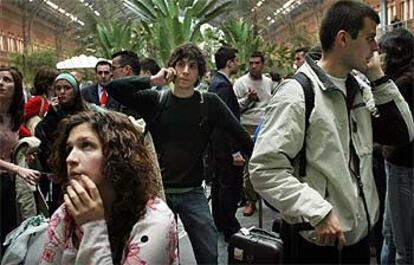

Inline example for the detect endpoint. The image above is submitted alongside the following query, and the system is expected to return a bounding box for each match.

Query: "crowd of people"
[0,1,413,264]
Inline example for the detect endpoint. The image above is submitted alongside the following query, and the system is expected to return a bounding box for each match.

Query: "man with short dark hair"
[234,51,273,216]
[81,60,119,110]
[249,1,414,264]
[107,43,253,264]
[109,50,141,118]
[111,50,141,79]
[140,57,161,77]
[208,46,244,241]
[140,57,164,91]
[294,47,309,69]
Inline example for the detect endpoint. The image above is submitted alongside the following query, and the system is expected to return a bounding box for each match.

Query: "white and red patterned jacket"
[40,197,178,265]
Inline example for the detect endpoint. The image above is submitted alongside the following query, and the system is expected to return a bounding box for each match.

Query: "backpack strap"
[292,72,314,178]
[197,91,209,134]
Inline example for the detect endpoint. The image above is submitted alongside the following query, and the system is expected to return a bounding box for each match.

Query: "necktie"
[100,87,108,107]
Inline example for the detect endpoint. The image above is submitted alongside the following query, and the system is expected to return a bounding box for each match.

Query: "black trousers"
[1,174,17,255]
[281,221,371,264]
[211,160,243,239]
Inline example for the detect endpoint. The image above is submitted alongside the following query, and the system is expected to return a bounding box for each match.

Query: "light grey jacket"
[249,56,414,245]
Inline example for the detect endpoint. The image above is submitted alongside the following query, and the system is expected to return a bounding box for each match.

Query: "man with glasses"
[111,50,141,79]
[109,50,142,118]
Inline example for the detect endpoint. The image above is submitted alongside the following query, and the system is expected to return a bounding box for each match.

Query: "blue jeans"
[381,161,414,265]
[166,187,218,264]
[381,188,396,265]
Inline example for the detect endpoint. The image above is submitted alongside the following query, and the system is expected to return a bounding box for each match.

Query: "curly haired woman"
[40,111,177,265]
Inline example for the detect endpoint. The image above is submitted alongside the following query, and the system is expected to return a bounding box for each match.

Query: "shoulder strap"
[198,91,208,132]
[292,72,314,178]
[144,90,170,136]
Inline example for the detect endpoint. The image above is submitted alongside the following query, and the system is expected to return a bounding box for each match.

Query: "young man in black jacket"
[107,43,253,264]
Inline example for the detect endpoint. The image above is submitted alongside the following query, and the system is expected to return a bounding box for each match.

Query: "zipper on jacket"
[345,97,372,239]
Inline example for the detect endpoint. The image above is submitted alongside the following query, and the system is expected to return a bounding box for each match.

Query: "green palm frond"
[124,0,230,64]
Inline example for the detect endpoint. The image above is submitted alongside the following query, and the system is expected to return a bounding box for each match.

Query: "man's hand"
[247,88,259,102]
[232,152,246,167]
[64,175,105,226]
[314,211,346,246]
[150,67,176,87]
[365,51,385,81]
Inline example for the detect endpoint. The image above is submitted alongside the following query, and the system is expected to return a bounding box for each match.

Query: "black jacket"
[208,72,243,162]
[81,83,141,119]
[81,83,121,111]
[382,64,413,167]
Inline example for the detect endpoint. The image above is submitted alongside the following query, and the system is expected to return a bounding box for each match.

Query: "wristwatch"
[371,75,390,87]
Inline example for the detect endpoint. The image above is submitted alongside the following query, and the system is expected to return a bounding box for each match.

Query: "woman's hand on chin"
[64,175,104,226]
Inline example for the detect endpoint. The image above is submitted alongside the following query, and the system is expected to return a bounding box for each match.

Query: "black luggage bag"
[228,227,283,264]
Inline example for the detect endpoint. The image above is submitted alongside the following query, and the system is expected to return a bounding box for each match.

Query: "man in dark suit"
[208,46,245,241]
[81,60,120,110]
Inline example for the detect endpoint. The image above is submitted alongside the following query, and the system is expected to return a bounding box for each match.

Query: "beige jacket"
[249,58,414,245]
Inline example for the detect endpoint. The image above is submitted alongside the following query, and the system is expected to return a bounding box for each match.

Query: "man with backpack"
[107,43,253,264]
[249,1,414,264]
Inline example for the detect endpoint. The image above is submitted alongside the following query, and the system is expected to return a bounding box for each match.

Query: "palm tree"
[124,0,231,65]
[220,18,265,74]
[95,20,145,58]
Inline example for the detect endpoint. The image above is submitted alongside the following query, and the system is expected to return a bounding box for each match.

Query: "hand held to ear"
[150,68,176,87]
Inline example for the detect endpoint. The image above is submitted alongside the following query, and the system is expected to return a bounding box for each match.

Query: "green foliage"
[124,0,231,65]
[10,50,57,86]
[95,20,145,58]
[267,44,295,77]
[285,22,318,49]
[199,25,223,70]
[219,18,266,74]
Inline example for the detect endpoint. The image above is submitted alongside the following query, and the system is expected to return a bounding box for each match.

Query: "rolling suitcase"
[228,227,283,264]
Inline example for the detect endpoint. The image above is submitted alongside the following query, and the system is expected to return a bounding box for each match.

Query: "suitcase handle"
[249,228,280,239]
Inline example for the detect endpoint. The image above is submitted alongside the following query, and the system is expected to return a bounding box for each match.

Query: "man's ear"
[336,30,349,49]
[225,59,234,70]
[124,65,133,75]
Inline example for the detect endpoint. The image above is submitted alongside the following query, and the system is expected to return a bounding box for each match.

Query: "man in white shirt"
[233,51,273,216]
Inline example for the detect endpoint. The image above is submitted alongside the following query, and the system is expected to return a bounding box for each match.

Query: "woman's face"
[0,71,15,101]
[66,122,105,186]
[55,80,75,106]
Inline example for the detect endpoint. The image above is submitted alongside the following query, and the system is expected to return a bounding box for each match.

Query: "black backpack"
[292,72,314,178]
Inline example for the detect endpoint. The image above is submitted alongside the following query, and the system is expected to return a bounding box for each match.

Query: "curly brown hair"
[49,110,158,263]
[167,43,206,86]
